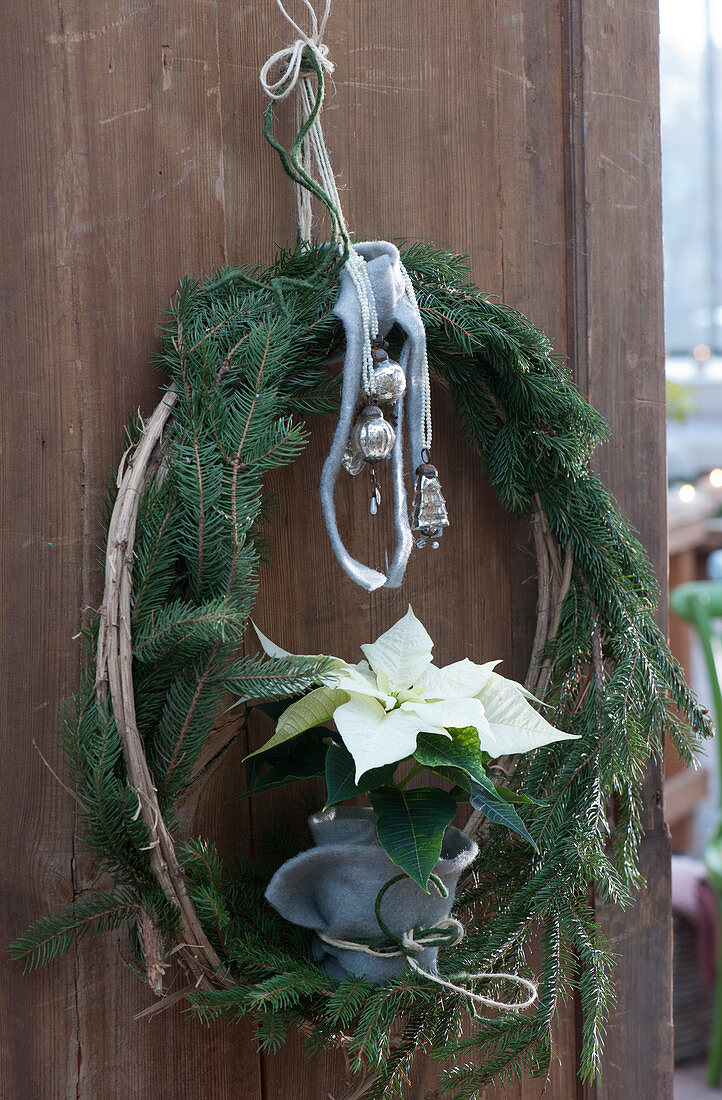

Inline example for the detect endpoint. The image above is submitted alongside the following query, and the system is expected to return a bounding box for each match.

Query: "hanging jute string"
[261,0,347,246]
[316,925,538,1011]
[259,0,336,243]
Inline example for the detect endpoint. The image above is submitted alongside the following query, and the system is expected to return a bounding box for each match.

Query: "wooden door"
[1,0,670,1096]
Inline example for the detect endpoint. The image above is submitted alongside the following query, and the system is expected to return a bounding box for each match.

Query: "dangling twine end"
[406,955,539,1012]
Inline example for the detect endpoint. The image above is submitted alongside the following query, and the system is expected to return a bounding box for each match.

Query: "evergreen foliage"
[11,240,711,1096]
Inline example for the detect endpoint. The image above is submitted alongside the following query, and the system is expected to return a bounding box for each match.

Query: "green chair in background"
[670,580,722,1085]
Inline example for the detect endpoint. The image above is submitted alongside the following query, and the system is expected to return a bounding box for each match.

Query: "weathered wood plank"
[2,0,262,1096]
[244,1,571,1092]
[1,0,89,1093]
[0,238,80,1099]
[562,0,672,1096]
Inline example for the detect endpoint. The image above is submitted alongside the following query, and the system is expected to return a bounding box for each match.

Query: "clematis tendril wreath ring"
[11,239,710,1098]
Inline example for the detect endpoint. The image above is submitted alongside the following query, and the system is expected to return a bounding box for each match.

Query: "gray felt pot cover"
[264,807,478,983]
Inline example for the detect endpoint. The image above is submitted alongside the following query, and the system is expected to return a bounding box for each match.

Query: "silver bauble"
[370,360,406,405]
[350,406,396,462]
[342,441,366,476]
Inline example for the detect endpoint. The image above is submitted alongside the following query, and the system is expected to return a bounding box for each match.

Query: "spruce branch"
[10,888,140,972]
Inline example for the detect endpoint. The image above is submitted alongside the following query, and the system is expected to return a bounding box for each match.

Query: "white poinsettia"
[252,607,577,781]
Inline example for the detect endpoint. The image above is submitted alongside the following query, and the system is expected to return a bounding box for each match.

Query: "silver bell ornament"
[350,405,396,463]
[369,348,406,406]
[411,462,449,549]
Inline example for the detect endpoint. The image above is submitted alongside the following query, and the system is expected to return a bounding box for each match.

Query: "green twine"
[263,48,350,262]
[370,872,456,955]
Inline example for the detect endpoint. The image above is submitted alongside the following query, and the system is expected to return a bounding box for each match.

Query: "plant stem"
[395,763,424,789]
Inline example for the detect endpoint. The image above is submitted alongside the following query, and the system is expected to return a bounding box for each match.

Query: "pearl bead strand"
[400,265,432,452]
[345,249,378,397]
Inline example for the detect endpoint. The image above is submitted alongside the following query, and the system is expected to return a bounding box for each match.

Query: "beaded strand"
[400,264,432,453]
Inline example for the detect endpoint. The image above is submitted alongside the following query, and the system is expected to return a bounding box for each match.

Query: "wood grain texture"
[1,0,669,1096]
[562,0,672,1097]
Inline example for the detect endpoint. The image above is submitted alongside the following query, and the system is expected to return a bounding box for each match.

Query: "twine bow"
[316,874,539,1013]
[316,922,538,1012]
[260,0,335,101]
[317,917,465,960]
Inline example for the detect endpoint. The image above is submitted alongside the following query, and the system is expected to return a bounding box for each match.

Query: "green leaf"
[324,742,397,807]
[468,775,537,850]
[245,732,329,796]
[425,763,473,792]
[493,785,545,807]
[245,685,347,758]
[414,726,488,785]
[250,697,304,722]
[369,786,457,890]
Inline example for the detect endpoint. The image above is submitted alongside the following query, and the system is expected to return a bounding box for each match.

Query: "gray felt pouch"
[264,807,478,983]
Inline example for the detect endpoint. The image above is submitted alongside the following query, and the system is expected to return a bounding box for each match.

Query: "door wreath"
[11,4,709,1097]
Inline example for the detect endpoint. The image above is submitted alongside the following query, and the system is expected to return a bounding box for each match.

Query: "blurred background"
[661,0,722,1093]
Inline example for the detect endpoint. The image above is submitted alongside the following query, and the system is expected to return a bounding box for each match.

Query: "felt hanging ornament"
[325,241,447,589]
[260,0,448,591]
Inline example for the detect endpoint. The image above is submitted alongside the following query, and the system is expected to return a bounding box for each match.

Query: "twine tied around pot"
[317,873,539,1012]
